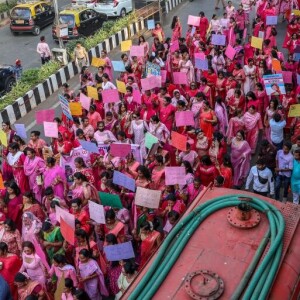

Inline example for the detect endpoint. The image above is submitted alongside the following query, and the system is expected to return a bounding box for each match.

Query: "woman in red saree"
[232,63,245,90]
[226,108,245,142]
[24,148,46,203]
[199,100,217,142]
[196,155,218,187]
[227,89,245,118]
[159,97,176,131]
[0,242,22,300]
[22,192,46,222]
[149,155,166,191]
[216,154,233,188]
[27,131,47,158]
[152,22,165,42]
[171,16,182,41]
[243,105,263,154]
[6,142,29,194]
[102,209,125,244]
[133,221,161,270]
[131,56,143,86]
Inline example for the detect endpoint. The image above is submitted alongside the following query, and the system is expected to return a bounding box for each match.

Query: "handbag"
[257,169,268,185]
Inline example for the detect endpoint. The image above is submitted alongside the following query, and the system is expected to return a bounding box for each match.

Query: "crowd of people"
[1,0,300,299]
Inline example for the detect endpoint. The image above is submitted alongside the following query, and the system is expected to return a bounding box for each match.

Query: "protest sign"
[110,143,131,157]
[80,140,99,154]
[211,34,226,46]
[112,61,126,72]
[195,58,208,70]
[165,167,186,185]
[147,19,155,29]
[79,93,91,111]
[102,89,120,103]
[121,40,132,51]
[225,45,236,60]
[87,86,99,100]
[135,187,161,208]
[130,45,145,57]
[145,132,159,149]
[14,124,27,139]
[173,72,188,85]
[175,111,194,127]
[59,95,73,121]
[132,89,142,104]
[170,40,179,52]
[281,71,292,84]
[251,36,263,49]
[56,206,75,229]
[36,109,55,124]
[116,80,127,94]
[288,104,300,117]
[88,201,105,224]
[91,57,105,67]
[0,130,7,147]
[141,76,161,90]
[60,218,75,246]
[263,74,286,95]
[69,102,82,115]
[104,242,135,261]
[266,15,278,25]
[43,122,58,138]
[187,15,200,26]
[171,131,187,151]
[145,62,161,77]
[113,171,136,192]
[99,192,123,208]
[272,59,282,72]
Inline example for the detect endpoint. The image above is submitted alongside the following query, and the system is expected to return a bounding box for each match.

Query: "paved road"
[0,0,151,69]
[11,0,287,143]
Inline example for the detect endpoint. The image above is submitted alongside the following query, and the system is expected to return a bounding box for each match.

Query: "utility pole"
[53,0,64,49]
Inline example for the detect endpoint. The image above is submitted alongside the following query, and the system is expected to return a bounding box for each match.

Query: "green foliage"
[0,0,17,14]
[1,61,61,111]
[2,12,137,111]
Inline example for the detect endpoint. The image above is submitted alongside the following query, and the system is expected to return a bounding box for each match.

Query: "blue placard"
[211,34,226,46]
[147,19,155,30]
[59,94,73,121]
[104,241,135,261]
[14,124,27,139]
[195,58,208,70]
[80,140,99,154]
[112,61,126,72]
[113,170,136,192]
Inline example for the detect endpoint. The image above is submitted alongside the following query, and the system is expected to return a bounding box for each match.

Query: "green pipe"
[128,195,285,300]
[230,229,270,300]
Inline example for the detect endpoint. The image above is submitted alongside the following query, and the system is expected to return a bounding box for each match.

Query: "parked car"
[52,7,107,41]
[10,1,55,36]
[73,0,133,17]
[0,66,16,96]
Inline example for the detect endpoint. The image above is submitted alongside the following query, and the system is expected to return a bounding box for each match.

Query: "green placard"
[145,132,158,149]
[99,192,123,208]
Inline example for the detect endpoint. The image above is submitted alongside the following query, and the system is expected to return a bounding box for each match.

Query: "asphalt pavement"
[0,0,151,69]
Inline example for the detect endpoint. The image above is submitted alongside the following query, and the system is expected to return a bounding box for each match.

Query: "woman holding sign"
[199,101,217,141]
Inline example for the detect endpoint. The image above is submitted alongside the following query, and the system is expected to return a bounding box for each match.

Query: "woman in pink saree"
[149,155,165,191]
[229,130,252,187]
[24,148,46,203]
[214,97,228,136]
[159,97,176,131]
[78,249,109,300]
[243,105,263,154]
[179,52,195,85]
[43,157,67,200]
[6,142,29,194]
[171,16,182,41]
[70,172,99,207]
[101,50,113,81]
[226,108,245,142]
[228,17,237,46]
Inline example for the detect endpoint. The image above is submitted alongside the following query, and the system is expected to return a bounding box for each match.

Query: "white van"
[73,0,133,17]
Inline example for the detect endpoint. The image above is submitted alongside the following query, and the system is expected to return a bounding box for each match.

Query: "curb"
[1,0,185,125]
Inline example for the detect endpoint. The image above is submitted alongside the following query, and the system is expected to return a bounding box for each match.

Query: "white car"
[72,0,133,17]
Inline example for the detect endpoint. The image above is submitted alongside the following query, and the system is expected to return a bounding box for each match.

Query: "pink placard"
[175,111,195,127]
[225,45,236,60]
[170,40,179,53]
[110,143,131,158]
[132,89,142,104]
[141,76,162,90]
[43,121,58,138]
[173,72,188,85]
[194,52,206,60]
[281,71,293,84]
[187,15,200,26]
[79,93,91,111]
[165,166,186,185]
[102,89,120,103]
[161,70,167,83]
[36,109,55,124]
[130,45,145,57]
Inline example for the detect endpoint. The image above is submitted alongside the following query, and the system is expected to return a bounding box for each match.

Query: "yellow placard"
[0,130,7,147]
[87,86,99,100]
[54,274,65,300]
[157,32,163,42]
[292,9,300,16]
[121,40,132,52]
[251,36,263,50]
[91,57,106,67]
[69,102,82,115]
[288,104,300,117]
[116,80,127,94]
